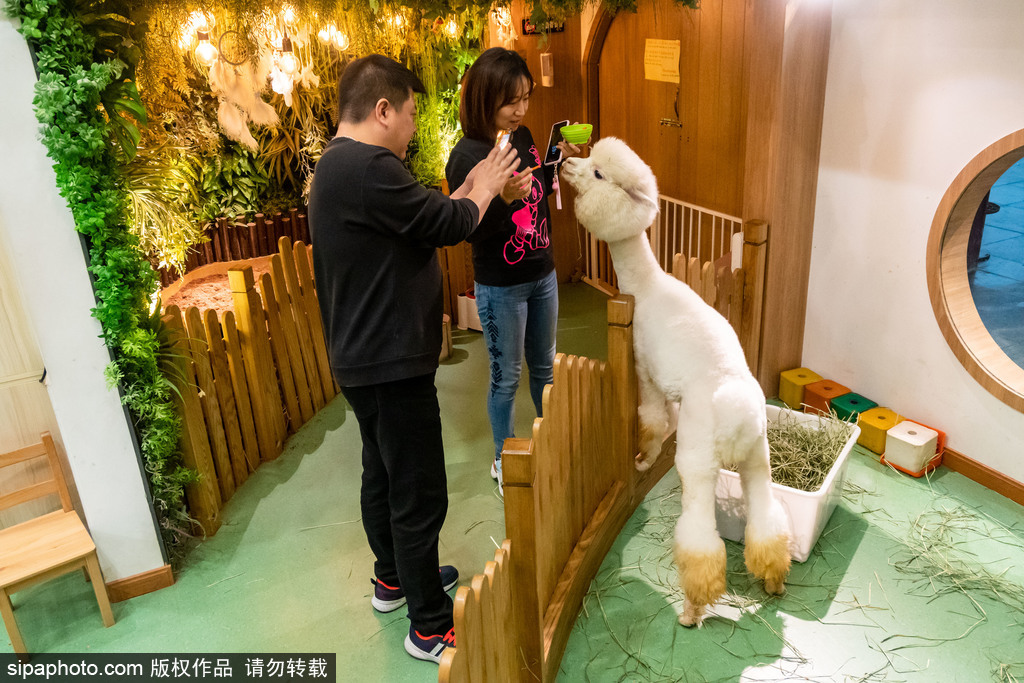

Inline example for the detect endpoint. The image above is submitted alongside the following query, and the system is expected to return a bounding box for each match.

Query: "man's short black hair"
[337,54,426,123]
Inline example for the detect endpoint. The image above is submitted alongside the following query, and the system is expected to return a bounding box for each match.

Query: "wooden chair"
[0,432,114,658]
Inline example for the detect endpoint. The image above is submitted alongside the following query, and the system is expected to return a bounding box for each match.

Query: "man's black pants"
[341,372,452,636]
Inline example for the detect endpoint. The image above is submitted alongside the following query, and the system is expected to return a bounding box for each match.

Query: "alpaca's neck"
[607,233,663,295]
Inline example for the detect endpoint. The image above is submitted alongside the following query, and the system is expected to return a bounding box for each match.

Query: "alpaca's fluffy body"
[562,138,791,626]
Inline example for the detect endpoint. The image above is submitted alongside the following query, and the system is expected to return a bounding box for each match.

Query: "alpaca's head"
[561,137,659,243]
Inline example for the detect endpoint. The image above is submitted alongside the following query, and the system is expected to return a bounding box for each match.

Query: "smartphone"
[544,120,570,166]
[495,128,512,149]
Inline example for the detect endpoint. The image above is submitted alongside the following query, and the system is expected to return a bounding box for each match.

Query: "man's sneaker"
[371,565,459,613]
[490,459,499,480]
[405,625,456,663]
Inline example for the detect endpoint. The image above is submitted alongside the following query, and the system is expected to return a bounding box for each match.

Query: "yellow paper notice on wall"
[644,39,681,84]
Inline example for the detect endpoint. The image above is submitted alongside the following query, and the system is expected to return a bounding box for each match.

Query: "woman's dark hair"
[459,47,534,143]
[337,54,425,123]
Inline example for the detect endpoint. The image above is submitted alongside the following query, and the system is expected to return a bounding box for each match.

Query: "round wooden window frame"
[927,129,1024,413]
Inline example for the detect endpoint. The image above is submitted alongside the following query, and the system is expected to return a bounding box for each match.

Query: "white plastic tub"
[714,404,860,563]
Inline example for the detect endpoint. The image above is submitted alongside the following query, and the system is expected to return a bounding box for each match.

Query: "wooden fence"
[157,209,311,288]
[163,236,336,535]
[440,226,770,682]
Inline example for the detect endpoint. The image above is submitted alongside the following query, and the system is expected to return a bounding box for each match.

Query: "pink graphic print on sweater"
[503,145,550,265]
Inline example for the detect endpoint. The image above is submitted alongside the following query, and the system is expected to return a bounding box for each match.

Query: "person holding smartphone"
[445,47,581,494]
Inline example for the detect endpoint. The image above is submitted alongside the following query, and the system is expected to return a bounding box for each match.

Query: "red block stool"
[802,380,850,416]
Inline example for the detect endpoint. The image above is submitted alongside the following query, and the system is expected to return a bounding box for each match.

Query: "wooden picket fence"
[440,224,770,682]
[157,209,311,288]
[163,236,336,535]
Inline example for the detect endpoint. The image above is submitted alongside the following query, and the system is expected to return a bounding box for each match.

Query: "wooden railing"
[584,195,743,294]
[440,225,770,682]
[163,236,337,535]
[157,209,311,288]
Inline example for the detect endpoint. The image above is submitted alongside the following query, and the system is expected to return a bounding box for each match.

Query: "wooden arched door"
[585,0,746,216]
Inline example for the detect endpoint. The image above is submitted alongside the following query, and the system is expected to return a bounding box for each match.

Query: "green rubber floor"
[3,283,1023,683]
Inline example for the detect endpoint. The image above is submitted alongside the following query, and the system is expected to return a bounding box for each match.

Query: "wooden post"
[740,220,769,377]
[293,241,337,401]
[501,437,543,682]
[607,295,637,502]
[162,307,221,535]
[278,236,326,410]
[228,265,286,461]
[203,309,250,487]
[259,270,307,431]
[256,213,270,257]
[222,311,261,474]
[184,306,235,502]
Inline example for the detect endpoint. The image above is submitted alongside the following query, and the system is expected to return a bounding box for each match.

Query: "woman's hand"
[500,168,534,204]
[557,121,586,160]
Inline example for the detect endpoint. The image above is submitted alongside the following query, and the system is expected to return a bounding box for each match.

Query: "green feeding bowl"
[561,124,593,145]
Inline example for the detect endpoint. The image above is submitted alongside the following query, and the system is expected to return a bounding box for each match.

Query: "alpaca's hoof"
[678,600,704,628]
[634,452,653,471]
[764,577,786,596]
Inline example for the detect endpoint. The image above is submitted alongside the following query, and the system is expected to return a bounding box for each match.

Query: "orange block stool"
[802,380,850,415]
[779,368,823,410]
[857,407,903,454]
[881,419,946,477]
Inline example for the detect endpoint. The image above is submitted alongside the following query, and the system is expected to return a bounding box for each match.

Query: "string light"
[194,31,219,67]
[278,34,299,75]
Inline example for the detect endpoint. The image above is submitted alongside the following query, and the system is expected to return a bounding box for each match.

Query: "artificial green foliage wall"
[5,0,195,555]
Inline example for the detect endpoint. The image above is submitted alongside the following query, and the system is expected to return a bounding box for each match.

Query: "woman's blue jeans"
[474,270,559,472]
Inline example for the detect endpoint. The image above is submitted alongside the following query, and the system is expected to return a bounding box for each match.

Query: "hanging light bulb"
[444,18,459,39]
[281,4,297,29]
[331,28,350,51]
[194,31,219,67]
[278,34,299,76]
[317,24,334,45]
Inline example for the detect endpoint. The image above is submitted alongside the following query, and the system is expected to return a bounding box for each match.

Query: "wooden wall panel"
[595,0,745,216]
[0,232,75,527]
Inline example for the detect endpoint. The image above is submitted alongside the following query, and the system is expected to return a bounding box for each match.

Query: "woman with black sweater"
[445,48,580,494]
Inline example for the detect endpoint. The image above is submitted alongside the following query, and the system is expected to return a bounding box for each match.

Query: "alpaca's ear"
[625,186,659,214]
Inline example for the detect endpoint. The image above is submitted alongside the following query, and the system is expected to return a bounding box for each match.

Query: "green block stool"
[779,367,822,410]
[857,407,903,454]
[803,379,850,415]
[832,393,877,421]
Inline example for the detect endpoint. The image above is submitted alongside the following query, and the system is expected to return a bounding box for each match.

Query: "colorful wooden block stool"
[802,379,850,415]
[779,367,823,410]
[857,407,902,454]
[831,392,877,422]
[882,421,939,476]
[881,419,945,477]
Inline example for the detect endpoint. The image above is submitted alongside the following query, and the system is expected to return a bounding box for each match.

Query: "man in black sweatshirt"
[308,54,518,664]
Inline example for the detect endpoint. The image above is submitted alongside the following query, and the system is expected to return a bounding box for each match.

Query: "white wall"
[0,20,165,580]
[807,0,1024,482]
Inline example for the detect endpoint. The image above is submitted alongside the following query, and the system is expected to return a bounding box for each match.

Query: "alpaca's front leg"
[673,416,727,627]
[636,361,669,471]
[737,438,791,594]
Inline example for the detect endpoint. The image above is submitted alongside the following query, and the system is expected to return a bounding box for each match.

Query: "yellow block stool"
[803,379,850,415]
[857,407,903,454]
[779,368,823,410]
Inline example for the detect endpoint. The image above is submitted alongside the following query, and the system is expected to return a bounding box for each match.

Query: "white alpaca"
[561,138,791,626]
